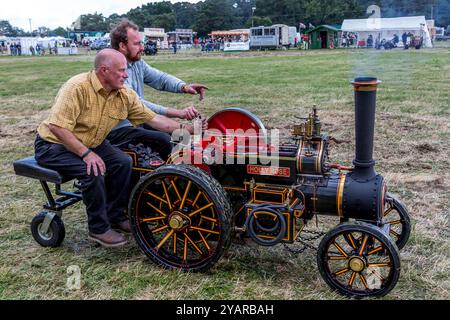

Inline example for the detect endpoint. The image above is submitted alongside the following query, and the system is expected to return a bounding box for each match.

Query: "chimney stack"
[351,77,381,180]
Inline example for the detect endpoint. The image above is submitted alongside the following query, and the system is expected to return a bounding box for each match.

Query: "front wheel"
[128,165,233,272]
[383,192,411,250]
[317,222,400,298]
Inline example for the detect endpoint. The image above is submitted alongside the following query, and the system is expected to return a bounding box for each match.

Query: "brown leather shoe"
[111,220,131,234]
[88,229,127,248]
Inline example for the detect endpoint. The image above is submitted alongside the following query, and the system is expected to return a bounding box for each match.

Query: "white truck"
[250,24,295,49]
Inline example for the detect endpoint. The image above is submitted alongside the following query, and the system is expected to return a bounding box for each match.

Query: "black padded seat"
[13,157,72,184]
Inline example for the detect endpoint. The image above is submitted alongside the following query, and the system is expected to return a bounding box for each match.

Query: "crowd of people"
[340,31,421,49]
[340,32,360,48]
[142,36,250,54]
[200,38,224,52]
[0,40,77,56]
[0,41,23,55]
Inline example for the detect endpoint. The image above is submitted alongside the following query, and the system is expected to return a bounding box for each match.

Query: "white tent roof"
[342,16,432,48]
[38,36,65,41]
[342,16,428,32]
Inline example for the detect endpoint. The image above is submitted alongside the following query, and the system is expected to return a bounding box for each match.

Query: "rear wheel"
[317,222,400,298]
[128,165,233,272]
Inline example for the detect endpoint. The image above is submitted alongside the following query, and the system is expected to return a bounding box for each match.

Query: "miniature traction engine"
[14,77,411,298]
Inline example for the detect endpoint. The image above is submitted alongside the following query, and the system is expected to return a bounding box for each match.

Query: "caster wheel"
[317,222,400,298]
[31,212,65,247]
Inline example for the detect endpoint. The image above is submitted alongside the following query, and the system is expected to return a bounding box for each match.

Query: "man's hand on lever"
[181,105,199,120]
[200,116,208,131]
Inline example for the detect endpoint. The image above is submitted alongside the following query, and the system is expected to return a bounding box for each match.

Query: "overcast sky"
[1,0,201,31]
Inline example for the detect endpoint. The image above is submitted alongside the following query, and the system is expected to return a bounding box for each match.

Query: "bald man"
[35,49,190,248]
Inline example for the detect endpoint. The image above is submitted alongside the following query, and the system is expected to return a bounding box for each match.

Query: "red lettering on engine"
[246,165,290,177]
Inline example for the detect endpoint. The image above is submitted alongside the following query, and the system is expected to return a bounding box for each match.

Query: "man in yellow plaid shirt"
[35,49,193,247]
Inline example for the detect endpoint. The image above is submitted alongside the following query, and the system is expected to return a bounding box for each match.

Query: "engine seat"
[13,157,73,184]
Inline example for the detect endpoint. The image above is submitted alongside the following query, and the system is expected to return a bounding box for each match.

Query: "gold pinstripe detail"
[336,174,346,217]
[297,139,304,172]
[315,141,323,172]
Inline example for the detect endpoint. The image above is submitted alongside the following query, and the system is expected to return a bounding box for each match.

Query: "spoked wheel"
[128,165,234,272]
[383,192,411,250]
[317,222,400,298]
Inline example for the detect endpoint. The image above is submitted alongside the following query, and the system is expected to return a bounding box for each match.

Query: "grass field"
[0,44,449,300]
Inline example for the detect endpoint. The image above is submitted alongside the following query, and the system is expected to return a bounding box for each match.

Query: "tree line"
[1,0,449,37]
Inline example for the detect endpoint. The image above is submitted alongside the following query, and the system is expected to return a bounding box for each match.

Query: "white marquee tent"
[342,16,433,48]
[36,36,68,48]
[4,36,77,55]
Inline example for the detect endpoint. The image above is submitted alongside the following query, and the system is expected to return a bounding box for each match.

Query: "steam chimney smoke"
[351,77,381,180]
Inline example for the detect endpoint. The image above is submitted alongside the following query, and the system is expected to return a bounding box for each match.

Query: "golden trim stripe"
[297,139,304,172]
[224,186,247,192]
[336,174,346,217]
[354,86,378,92]
[125,152,138,165]
[230,154,297,161]
[132,167,154,172]
[289,198,300,209]
[315,141,323,172]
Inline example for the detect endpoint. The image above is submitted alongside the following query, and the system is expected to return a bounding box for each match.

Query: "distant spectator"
[172,41,177,54]
[367,35,373,48]
[341,34,348,48]
[12,43,18,56]
[393,34,399,45]
[29,45,35,55]
[11,43,17,56]
[354,33,358,47]
[402,32,408,47]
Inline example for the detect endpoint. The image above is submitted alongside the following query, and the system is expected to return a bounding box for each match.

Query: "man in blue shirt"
[107,19,208,160]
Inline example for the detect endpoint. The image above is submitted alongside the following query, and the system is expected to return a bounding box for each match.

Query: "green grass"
[0,45,449,300]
